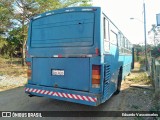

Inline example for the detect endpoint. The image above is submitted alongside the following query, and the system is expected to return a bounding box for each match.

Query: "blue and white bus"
[25,7,133,106]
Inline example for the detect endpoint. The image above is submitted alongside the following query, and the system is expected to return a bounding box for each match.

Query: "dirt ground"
[0,57,27,77]
[119,62,154,111]
[0,57,27,92]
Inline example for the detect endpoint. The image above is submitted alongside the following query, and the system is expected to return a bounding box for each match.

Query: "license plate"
[52,70,64,76]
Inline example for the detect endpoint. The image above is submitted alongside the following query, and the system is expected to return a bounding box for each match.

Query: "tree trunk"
[22,40,26,66]
[21,14,25,66]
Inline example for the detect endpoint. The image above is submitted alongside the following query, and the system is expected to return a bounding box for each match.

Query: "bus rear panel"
[25,7,133,106]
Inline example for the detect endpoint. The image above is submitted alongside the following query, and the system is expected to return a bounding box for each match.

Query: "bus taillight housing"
[92,65,101,88]
[26,62,32,80]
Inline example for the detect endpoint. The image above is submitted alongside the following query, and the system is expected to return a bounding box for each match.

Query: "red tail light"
[92,65,101,88]
[26,62,31,66]
[27,69,32,78]
[95,48,99,55]
[58,54,62,58]
[26,62,32,79]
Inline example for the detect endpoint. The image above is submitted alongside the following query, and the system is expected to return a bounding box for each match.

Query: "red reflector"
[27,69,32,76]
[95,48,99,55]
[58,55,62,58]
[26,62,31,66]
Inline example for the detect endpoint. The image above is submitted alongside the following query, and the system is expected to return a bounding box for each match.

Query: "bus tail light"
[26,62,31,66]
[95,48,100,56]
[26,62,32,80]
[92,65,101,88]
[27,69,32,79]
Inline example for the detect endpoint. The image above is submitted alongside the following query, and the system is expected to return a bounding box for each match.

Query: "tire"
[114,68,122,95]
[114,83,121,95]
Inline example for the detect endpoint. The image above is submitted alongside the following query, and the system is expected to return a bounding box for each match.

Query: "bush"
[137,56,145,64]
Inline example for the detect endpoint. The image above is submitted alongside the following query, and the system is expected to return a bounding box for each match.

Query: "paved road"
[0,86,123,111]
[0,86,128,120]
[0,63,154,120]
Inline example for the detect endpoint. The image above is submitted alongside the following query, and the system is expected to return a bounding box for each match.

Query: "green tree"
[0,37,8,55]
[133,44,143,61]
[13,0,41,66]
[35,0,92,13]
[148,24,160,46]
[1,0,92,66]
[151,44,160,58]
[0,28,23,58]
[7,27,24,56]
[13,0,92,66]
[79,0,92,6]
[0,0,14,35]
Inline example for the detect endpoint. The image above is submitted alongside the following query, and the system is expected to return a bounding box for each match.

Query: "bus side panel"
[119,55,132,80]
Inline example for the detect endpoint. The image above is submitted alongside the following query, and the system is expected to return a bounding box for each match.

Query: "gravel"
[0,75,27,91]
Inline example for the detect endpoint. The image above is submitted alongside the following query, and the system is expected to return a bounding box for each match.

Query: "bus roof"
[31,7,100,21]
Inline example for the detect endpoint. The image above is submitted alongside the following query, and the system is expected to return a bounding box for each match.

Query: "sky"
[92,0,160,45]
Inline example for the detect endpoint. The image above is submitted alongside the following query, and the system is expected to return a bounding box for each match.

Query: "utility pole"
[143,2,148,71]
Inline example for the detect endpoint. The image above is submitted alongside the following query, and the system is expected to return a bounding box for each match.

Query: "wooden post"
[151,58,155,87]
[155,64,160,92]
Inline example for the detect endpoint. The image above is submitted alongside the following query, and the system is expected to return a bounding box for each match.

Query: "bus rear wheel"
[114,68,122,95]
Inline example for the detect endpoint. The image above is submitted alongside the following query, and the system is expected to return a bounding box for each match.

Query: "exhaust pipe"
[28,94,35,97]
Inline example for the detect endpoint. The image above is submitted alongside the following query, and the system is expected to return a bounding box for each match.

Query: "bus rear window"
[31,12,95,47]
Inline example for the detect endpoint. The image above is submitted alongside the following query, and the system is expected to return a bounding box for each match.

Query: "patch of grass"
[0,57,27,77]
[129,72,151,85]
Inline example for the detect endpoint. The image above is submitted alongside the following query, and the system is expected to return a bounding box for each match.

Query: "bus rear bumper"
[25,84,101,106]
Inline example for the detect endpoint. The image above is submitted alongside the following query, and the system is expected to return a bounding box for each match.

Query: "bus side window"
[125,39,127,53]
[103,17,106,39]
[126,39,129,53]
[104,17,110,52]
[110,30,118,45]
[126,40,128,49]
[129,42,131,50]
[128,42,131,54]
[118,32,123,53]
[122,37,125,53]
[117,32,121,47]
